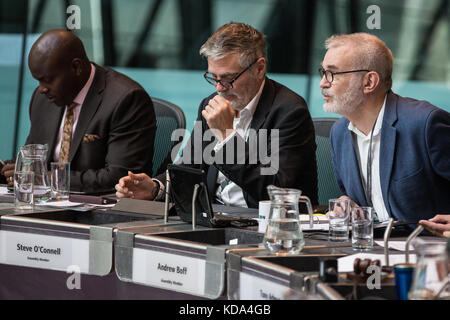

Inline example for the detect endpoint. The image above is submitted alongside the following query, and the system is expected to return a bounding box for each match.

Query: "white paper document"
[0,187,13,195]
[300,215,329,231]
[35,201,116,209]
[301,224,329,231]
[338,253,416,273]
[35,200,83,207]
[375,241,408,251]
[300,214,328,222]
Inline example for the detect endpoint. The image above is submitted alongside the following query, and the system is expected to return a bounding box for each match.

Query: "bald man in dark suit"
[1,30,156,193]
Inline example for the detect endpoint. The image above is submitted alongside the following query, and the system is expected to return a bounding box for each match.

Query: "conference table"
[0,189,441,300]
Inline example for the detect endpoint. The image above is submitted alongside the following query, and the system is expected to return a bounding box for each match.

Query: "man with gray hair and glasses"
[319,32,450,225]
[115,22,318,208]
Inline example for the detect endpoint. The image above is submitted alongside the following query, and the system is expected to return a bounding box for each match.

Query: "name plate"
[239,272,290,300]
[132,248,206,296]
[0,230,89,272]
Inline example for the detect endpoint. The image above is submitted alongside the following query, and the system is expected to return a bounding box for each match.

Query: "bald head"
[29,30,89,67]
[28,30,91,107]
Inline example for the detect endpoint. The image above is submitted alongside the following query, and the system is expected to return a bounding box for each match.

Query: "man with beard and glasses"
[320,33,450,225]
[115,22,318,208]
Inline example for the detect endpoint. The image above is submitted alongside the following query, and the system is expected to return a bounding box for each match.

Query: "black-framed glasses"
[204,58,259,89]
[318,67,370,83]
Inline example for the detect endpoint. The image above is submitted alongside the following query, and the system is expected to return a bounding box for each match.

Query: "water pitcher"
[409,239,449,300]
[15,144,51,203]
[263,185,309,254]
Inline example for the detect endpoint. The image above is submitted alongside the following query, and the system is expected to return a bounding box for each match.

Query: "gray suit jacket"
[26,64,156,192]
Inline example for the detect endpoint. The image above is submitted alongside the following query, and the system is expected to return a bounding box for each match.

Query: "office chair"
[151,97,186,177]
[312,117,342,206]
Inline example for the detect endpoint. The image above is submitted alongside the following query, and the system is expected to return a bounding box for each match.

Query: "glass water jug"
[409,239,449,300]
[15,144,51,203]
[263,185,310,255]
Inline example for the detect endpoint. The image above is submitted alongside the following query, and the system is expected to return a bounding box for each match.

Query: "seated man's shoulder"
[392,93,449,136]
[396,93,446,119]
[100,65,149,96]
[269,79,307,106]
[270,79,308,110]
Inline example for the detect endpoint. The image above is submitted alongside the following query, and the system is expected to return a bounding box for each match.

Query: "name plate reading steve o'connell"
[0,230,89,272]
[239,272,290,300]
[132,248,206,296]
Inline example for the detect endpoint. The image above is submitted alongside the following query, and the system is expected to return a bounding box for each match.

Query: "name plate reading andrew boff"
[239,272,290,300]
[0,230,89,272]
[132,248,206,296]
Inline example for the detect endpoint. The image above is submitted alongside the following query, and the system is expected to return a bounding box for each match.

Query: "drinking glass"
[328,198,351,241]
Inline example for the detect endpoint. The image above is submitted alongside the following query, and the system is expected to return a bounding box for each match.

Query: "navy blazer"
[330,91,450,222]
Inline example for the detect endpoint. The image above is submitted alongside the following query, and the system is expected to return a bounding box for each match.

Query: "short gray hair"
[325,33,393,90]
[200,22,267,68]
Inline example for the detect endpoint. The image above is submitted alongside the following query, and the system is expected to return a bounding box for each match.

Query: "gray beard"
[323,80,364,115]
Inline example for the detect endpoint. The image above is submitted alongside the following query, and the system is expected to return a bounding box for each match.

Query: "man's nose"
[319,75,330,89]
[38,84,49,94]
[215,81,229,93]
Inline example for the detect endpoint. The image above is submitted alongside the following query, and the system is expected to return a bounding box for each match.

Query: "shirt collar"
[348,94,387,138]
[72,63,96,107]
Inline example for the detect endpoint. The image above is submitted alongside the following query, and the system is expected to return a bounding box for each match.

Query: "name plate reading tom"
[0,230,89,272]
[132,248,206,296]
[239,272,290,300]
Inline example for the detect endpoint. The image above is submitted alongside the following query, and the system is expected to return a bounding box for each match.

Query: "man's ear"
[255,57,266,79]
[362,71,380,94]
[71,58,82,76]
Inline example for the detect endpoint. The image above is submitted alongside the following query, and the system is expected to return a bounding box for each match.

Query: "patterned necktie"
[59,102,77,163]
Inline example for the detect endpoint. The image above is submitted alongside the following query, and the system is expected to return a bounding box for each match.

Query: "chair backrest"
[151,97,186,176]
[312,117,342,205]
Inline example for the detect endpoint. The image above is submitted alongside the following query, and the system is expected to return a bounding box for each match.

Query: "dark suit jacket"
[330,91,450,222]
[26,64,156,192]
[159,78,318,208]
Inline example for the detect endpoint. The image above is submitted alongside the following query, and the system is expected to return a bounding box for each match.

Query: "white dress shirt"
[213,80,266,207]
[348,95,390,221]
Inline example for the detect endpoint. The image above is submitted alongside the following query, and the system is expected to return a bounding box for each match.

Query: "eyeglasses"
[318,67,370,84]
[204,58,259,89]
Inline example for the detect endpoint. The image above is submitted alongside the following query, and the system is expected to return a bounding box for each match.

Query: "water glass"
[328,198,351,241]
[51,162,70,200]
[14,171,34,210]
[351,206,374,251]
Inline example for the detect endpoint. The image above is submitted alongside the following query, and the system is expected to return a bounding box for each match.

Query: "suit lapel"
[379,91,398,214]
[343,127,368,205]
[236,78,273,207]
[68,65,105,161]
[46,104,65,165]
[250,78,274,131]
